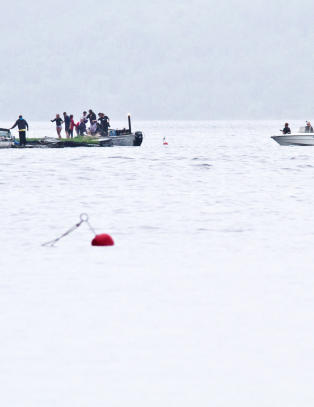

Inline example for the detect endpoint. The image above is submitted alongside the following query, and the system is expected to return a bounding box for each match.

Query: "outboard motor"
[134,131,143,146]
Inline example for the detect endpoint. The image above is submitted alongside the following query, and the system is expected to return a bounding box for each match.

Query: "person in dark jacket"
[281,123,291,134]
[79,119,87,136]
[87,109,97,124]
[51,114,63,138]
[63,112,70,138]
[98,112,110,136]
[10,115,29,146]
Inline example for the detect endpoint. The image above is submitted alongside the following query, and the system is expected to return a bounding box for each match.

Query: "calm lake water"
[1,120,314,406]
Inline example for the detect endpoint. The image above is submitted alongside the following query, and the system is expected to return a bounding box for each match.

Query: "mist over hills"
[1,0,313,121]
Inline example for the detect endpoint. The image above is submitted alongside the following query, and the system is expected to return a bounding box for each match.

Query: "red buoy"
[91,234,114,246]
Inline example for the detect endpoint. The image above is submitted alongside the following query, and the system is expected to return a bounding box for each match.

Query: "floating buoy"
[42,213,115,247]
[91,233,115,246]
[163,137,168,145]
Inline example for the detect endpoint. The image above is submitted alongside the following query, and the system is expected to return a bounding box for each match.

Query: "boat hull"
[110,132,143,146]
[272,134,314,146]
[0,141,13,148]
[5,132,144,148]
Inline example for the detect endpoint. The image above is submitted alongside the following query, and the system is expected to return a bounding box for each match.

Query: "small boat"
[1,115,143,148]
[272,127,314,146]
[0,128,14,148]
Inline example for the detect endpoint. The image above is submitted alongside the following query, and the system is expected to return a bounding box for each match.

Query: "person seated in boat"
[305,121,314,133]
[281,123,291,134]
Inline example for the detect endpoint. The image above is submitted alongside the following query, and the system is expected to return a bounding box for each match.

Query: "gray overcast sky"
[1,0,313,120]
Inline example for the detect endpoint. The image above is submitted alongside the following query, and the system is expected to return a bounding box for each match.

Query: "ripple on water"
[297,164,314,168]
[108,156,135,160]
[193,163,212,169]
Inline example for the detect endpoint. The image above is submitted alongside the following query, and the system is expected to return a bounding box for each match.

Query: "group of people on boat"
[51,110,110,139]
[281,121,314,134]
[7,110,110,146]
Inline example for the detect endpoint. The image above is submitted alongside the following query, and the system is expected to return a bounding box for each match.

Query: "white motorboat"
[272,127,314,146]
[0,128,14,148]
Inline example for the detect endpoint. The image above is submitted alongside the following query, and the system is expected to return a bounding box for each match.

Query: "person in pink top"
[75,121,80,137]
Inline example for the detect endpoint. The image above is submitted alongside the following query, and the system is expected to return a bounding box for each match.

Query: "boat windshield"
[0,129,10,139]
[299,126,314,133]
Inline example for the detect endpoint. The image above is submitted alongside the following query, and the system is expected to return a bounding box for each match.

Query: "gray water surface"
[1,121,313,406]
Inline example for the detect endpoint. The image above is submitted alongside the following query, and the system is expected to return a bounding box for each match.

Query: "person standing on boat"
[281,123,291,134]
[305,121,313,133]
[90,121,97,135]
[69,115,75,138]
[98,112,110,136]
[63,112,70,138]
[78,118,87,136]
[51,114,63,139]
[87,109,97,124]
[87,109,97,135]
[10,115,29,147]
[81,111,88,124]
[74,121,80,137]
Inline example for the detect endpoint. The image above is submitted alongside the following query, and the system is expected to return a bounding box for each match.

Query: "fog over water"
[1,0,314,121]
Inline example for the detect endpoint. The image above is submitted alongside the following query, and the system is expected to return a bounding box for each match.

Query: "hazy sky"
[1,0,313,120]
